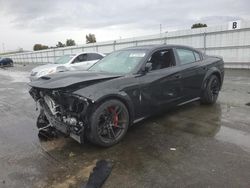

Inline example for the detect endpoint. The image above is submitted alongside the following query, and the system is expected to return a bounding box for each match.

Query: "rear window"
[87,53,104,61]
[176,48,196,65]
[194,52,201,61]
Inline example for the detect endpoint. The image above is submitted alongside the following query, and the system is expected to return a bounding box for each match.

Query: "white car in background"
[30,52,105,81]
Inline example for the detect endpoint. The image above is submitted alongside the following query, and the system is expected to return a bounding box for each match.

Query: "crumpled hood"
[28,71,122,89]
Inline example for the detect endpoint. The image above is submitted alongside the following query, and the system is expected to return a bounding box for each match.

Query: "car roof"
[75,52,105,56]
[123,44,199,52]
[60,52,105,58]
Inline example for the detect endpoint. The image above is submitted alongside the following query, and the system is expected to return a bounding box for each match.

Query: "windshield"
[54,54,75,64]
[89,50,146,74]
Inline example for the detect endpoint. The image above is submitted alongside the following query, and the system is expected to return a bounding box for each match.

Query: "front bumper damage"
[30,88,91,144]
[42,101,85,143]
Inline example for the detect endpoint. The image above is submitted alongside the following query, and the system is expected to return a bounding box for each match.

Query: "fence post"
[203,32,206,54]
[18,54,21,64]
[53,48,56,62]
[22,54,24,64]
[35,53,38,64]
[30,53,32,64]
[113,40,116,51]
[29,53,31,64]
[47,51,49,63]
[23,54,26,64]
[164,37,167,44]
[40,52,42,64]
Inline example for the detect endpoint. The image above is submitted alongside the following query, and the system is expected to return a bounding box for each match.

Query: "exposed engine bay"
[29,87,92,143]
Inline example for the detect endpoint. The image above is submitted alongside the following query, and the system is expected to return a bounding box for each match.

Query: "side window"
[74,54,87,63]
[149,49,176,71]
[87,53,103,61]
[194,51,201,61]
[176,48,196,65]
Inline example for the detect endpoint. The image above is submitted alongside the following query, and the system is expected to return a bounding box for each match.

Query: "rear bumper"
[41,101,85,143]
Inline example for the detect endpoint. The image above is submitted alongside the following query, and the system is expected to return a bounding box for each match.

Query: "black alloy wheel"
[210,77,220,101]
[88,99,129,147]
[201,75,221,104]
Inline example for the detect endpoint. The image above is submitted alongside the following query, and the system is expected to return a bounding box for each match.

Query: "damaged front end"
[29,87,92,143]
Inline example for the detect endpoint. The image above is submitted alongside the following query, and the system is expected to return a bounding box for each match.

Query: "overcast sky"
[0,0,249,51]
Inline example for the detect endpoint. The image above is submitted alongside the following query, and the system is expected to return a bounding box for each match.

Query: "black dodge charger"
[29,45,224,147]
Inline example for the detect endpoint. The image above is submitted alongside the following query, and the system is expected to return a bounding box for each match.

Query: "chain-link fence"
[2,21,250,69]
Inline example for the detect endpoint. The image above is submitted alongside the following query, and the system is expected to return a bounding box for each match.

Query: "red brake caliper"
[108,107,119,127]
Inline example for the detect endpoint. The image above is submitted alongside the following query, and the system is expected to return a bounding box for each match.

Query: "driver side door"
[136,49,183,117]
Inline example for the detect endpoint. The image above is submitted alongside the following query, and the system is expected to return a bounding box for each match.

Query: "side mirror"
[143,62,152,73]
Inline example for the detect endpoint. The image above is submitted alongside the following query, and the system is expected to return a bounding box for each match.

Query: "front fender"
[96,92,135,125]
[74,88,135,125]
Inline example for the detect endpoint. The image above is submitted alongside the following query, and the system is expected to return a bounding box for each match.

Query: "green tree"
[66,39,76,46]
[56,41,66,48]
[191,23,207,29]
[86,33,96,44]
[33,44,49,51]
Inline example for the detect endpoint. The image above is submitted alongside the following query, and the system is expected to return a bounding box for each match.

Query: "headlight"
[37,71,47,77]
[30,71,37,76]
[38,69,56,77]
[48,69,56,74]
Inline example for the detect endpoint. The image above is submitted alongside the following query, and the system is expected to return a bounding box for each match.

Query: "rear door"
[175,48,207,100]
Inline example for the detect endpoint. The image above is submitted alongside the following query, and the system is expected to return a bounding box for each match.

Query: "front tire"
[37,111,57,140]
[88,99,129,147]
[201,75,221,104]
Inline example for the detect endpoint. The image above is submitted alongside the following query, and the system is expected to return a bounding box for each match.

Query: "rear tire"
[87,99,129,147]
[201,75,220,104]
[10,60,14,67]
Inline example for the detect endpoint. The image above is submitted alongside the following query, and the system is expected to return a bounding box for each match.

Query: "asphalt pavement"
[0,64,250,188]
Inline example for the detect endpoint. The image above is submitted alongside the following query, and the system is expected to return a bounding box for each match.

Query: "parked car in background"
[29,44,224,147]
[0,57,13,67]
[30,52,105,81]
